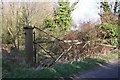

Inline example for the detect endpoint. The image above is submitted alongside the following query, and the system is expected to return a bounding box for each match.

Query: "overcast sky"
[0,0,120,2]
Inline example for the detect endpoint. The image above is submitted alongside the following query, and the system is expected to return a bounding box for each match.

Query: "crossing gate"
[24,25,91,68]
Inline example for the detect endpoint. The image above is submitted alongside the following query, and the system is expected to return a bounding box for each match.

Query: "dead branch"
[98,43,117,48]
[49,45,73,66]
[34,40,82,44]
[38,44,56,60]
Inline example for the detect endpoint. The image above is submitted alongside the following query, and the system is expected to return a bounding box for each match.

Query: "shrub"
[100,23,118,46]
[43,1,74,31]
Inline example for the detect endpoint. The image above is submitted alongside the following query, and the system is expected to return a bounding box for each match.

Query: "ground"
[71,57,119,79]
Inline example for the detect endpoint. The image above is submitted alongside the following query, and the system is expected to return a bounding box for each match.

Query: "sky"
[54,0,120,31]
[0,0,120,2]
[69,0,102,31]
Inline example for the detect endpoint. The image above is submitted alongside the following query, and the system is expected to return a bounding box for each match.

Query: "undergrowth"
[3,50,118,78]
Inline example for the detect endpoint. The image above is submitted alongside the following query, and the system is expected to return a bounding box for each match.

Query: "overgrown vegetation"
[100,23,118,46]
[1,1,120,78]
[3,51,118,78]
[43,1,75,31]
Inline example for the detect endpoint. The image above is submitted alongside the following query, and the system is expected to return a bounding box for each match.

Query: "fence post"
[24,26,34,65]
[118,9,120,49]
[33,31,36,64]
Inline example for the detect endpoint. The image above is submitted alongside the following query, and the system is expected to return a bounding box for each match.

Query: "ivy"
[54,1,72,30]
[43,1,75,31]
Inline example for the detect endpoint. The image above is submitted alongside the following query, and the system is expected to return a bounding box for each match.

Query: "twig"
[98,43,117,48]
[38,44,56,60]
[49,46,72,66]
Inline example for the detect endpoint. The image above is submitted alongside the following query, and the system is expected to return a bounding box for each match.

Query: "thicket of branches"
[1,2,54,51]
[1,1,120,72]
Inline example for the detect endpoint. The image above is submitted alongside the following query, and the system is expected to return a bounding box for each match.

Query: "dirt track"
[71,58,119,79]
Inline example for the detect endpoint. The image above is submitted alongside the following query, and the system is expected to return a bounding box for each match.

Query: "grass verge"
[2,51,119,78]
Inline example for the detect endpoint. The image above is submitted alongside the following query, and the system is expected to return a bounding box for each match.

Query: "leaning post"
[24,25,34,66]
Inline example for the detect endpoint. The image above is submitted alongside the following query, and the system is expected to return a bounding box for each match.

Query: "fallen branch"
[34,40,83,44]
[98,43,117,48]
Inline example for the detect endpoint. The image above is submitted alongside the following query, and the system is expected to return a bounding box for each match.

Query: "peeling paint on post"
[24,26,34,65]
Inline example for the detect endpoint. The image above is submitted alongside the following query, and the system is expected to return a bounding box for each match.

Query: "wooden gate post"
[118,9,120,49]
[24,26,34,65]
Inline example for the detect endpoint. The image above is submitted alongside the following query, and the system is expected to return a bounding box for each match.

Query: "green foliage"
[2,57,30,76]
[3,58,105,78]
[101,2,110,12]
[54,1,72,30]
[100,23,118,46]
[43,1,74,31]
[3,58,19,75]
[43,16,56,31]
[3,51,118,78]
[2,58,13,72]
